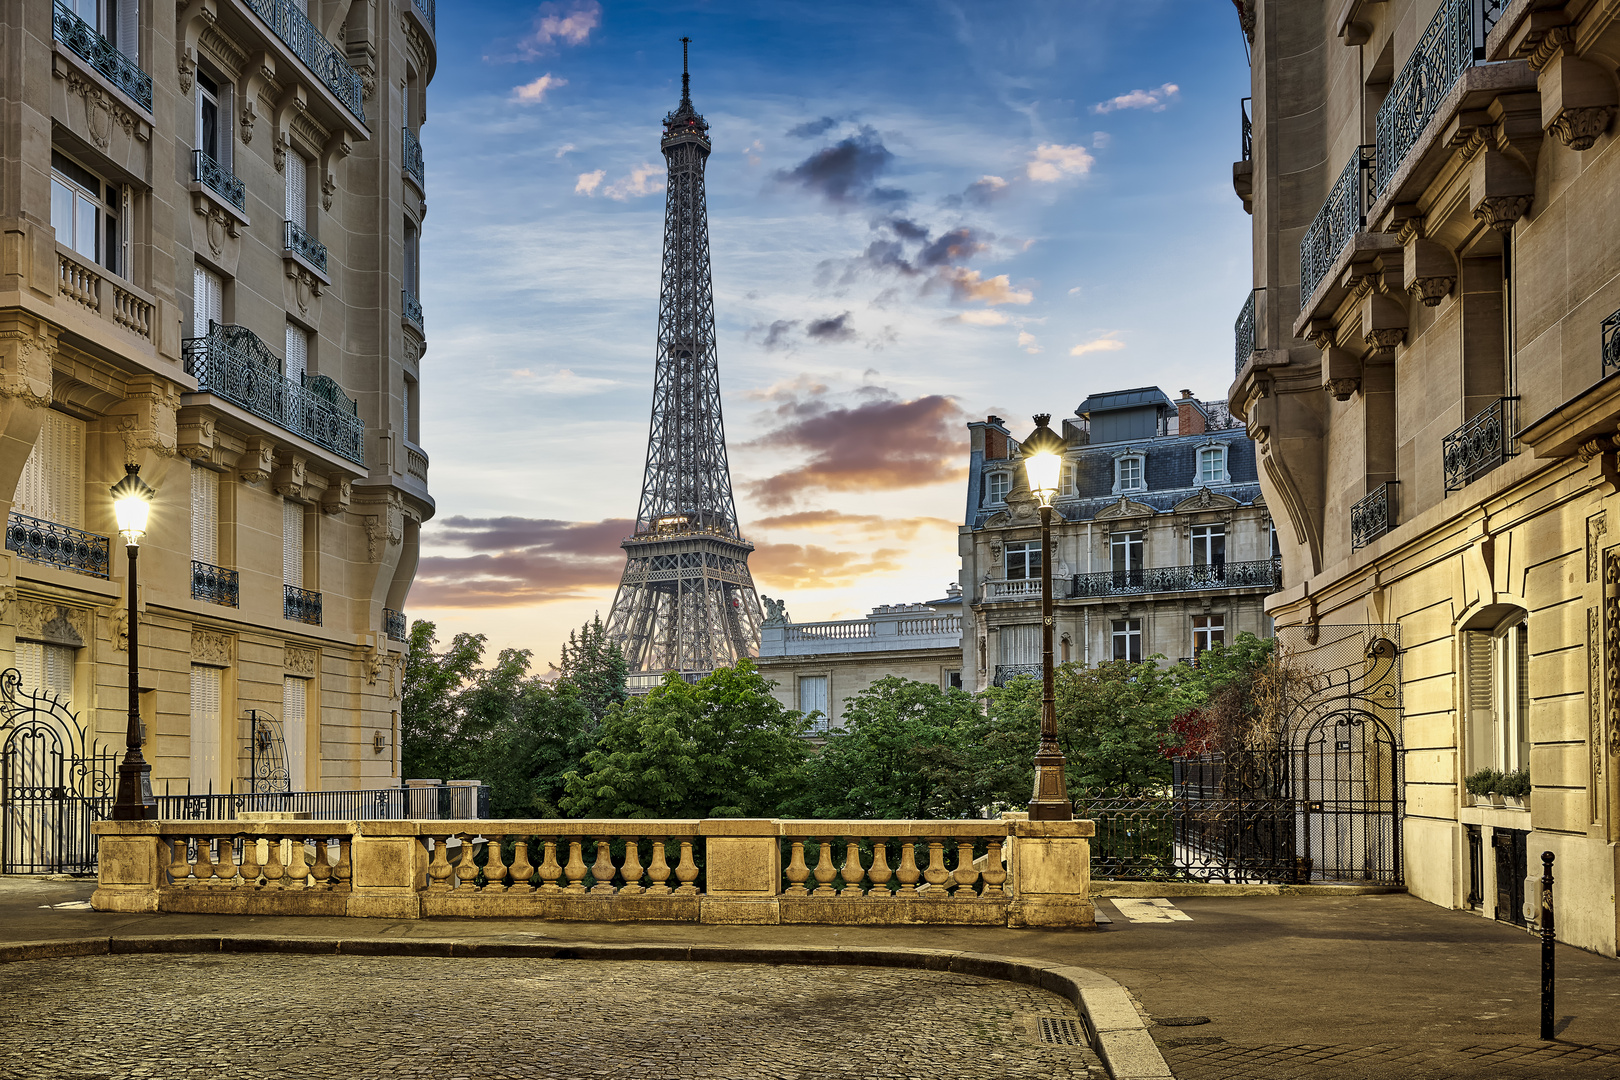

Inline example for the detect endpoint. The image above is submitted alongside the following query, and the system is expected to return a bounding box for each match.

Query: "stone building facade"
[1232,0,1620,953]
[0,0,434,807]
[959,388,1279,694]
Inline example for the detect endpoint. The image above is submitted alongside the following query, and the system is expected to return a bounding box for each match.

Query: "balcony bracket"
[1539,51,1617,150]
[238,51,276,145]
[1361,290,1408,358]
[176,0,219,96]
[1322,346,1364,402]
[272,82,311,173]
[1404,236,1456,307]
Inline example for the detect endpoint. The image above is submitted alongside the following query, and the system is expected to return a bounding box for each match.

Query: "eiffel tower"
[605,40,763,687]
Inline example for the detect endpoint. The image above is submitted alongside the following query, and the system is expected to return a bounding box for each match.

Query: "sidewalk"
[5,877,1619,1079]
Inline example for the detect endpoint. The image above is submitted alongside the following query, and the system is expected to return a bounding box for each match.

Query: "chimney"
[1177,390,1207,437]
[984,416,1007,459]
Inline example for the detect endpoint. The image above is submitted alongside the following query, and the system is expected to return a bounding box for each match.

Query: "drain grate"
[1037,1017,1085,1046]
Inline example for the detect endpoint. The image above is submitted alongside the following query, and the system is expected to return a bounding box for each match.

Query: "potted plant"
[1464,768,1498,808]
[1498,767,1530,810]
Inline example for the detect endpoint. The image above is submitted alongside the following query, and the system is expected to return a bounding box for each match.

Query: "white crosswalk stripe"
[1110,897,1193,922]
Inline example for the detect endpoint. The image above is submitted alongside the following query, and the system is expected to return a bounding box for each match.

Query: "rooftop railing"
[1070,559,1282,599]
[403,126,425,189]
[183,322,365,465]
[192,150,245,212]
[5,512,110,578]
[1350,482,1398,551]
[1300,145,1374,304]
[52,0,151,111]
[242,0,366,123]
[1235,287,1261,374]
[1442,397,1517,493]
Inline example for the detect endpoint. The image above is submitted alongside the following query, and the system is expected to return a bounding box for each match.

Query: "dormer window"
[1060,461,1077,497]
[1113,454,1145,494]
[1196,445,1229,486]
[987,472,1010,504]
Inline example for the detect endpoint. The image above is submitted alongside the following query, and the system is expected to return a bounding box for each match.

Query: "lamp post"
[1021,414,1072,821]
[110,463,157,821]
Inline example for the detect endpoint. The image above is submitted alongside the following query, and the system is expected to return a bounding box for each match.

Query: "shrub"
[1497,767,1531,798]
[1464,768,1499,797]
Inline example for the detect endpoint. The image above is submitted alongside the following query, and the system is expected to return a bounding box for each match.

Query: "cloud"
[512,74,567,104]
[787,116,840,139]
[1018,330,1041,354]
[1092,82,1180,114]
[952,310,1009,326]
[574,169,604,195]
[744,386,967,507]
[1091,131,1112,149]
[413,516,631,607]
[556,143,576,157]
[751,543,907,589]
[1025,143,1094,182]
[746,375,830,401]
[757,319,799,352]
[1067,285,1083,296]
[508,367,617,395]
[753,509,955,540]
[805,312,856,343]
[945,269,1032,306]
[962,175,1009,204]
[1070,333,1126,356]
[603,163,665,200]
[744,139,764,166]
[519,0,601,55]
[774,125,906,207]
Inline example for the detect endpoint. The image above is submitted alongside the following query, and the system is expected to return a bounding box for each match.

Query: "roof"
[1075,387,1174,416]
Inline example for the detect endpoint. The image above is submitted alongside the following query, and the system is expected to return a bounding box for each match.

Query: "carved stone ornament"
[322,172,337,212]
[191,628,233,666]
[1550,106,1614,152]
[1588,606,1604,812]
[0,585,14,622]
[197,204,239,258]
[240,101,256,144]
[18,601,86,647]
[178,416,217,464]
[1589,511,1609,582]
[1364,327,1405,355]
[366,645,385,685]
[0,327,57,407]
[321,476,351,515]
[178,51,196,95]
[288,265,322,314]
[62,72,136,150]
[1408,276,1454,307]
[285,645,318,677]
[272,454,307,500]
[1605,549,1620,759]
[109,605,127,652]
[1326,378,1360,401]
[239,438,275,484]
[1472,195,1533,233]
[989,540,1003,564]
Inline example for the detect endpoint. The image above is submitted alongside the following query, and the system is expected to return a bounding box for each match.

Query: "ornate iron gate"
[0,669,116,874]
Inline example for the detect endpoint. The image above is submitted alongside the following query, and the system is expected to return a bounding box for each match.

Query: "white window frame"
[1192,614,1225,657]
[1110,530,1144,579]
[17,641,75,709]
[1111,619,1142,663]
[986,472,1010,504]
[14,410,86,529]
[194,68,231,170]
[192,264,223,337]
[286,151,310,230]
[283,675,309,791]
[283,498,305,589]
[1191,523,1227,568]
[285,321,309,380]
[1195,444,1230,486]
[1464,618,1531,775]
[190,463,219,565]
[1113,453,1145,494]
[51,151,121,275]
[1005,540,1041,581]
[1060,460,1077,497]
[797,674,829,733]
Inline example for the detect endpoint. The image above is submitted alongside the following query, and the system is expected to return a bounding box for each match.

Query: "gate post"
[89,820,163,912]
[1006,818,1097,928]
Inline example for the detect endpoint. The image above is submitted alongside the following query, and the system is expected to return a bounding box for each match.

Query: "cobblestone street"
[0,955,1101,1079]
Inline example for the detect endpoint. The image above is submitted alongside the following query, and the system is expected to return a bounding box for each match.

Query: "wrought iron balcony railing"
[1443,397,1517,493]
[384,608,407,642]
[6,512,110,578]
[284,584,323,625]
[1235,288,1261,374]
[241,0,366,123]
[192,560,241,606]
[192,150,246,212]
[1373,0,1505,200]
[993,663,1043,688]
[403,126,425,189]
[1300,145,1375,305]
[183,322,365,465]
[282,220,328,273]
[1070,559,1282,599]
[1603,306,1620,379]
[1350,481,1399,551]
[52,1,152,112]
[1240,96,1252,162]
[411,0,435,32]
[403,289,424,330]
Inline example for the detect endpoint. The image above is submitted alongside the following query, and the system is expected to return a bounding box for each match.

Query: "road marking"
[1110,898,1192,923]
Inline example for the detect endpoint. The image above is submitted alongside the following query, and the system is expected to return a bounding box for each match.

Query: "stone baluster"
[644,838,672,896]
[454,836,480,890]
[980,839,1007,897]
[509,839,535,892]
[619,837,644,896]
[839,838,866,896]
[168,836,192,886]
[952,840,979,897]
[783,839,810,895]
[262,837,285,890]
[284,835,311,890]
[894,841,921,895]
[867,840,893,897]
[921,839,949,895]
[673,840,700,895]
[484,836,509,891]
[810,838,837,896]
[563,839,589,892]
[425,836,453,892]
[332,836,353,891]
[192,836,215,885]
[310,838,334,890]
[216,834,237,886]
[589,838,617,894]
[537,838,563,894]
[239,835,261,887]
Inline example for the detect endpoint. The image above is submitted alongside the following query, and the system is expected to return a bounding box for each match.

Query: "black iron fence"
[155,783,490,822]
[191,559,240,606]
[1350,481,1398,550]
[1442,396,1517,492]
[283,219,328,273]
[384,608,407,642]
[284,584,323,625]
[1070,558,1280,599]
[1235,287,1261,374]
[5,512,110,578]
[1300,144,1375,303]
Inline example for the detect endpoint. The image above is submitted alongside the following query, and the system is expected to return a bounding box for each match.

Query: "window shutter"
[402,378,413,444]
[16,642,42,697]
[190,665,222,792]
[17,641,73,709]
[999,624,1041,666]
[285,154,307,228]
[193,266,222,336]
[117,0,139,61]
[190,464,218,564]
[282,499,303,587]
[285,323,308,379]
[1465,630,1494,771]
[282,676,308,791]
[15,411,85,529]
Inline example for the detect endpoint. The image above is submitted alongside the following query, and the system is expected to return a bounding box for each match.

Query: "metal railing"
[1603,306,1620,379]
[411,0,435,32]
[403,288,424,330]
[52,1,151,111]
[1070,558,1282,598]
[384,608,407,642]
[1241,96,1253,161]
[282,220,328,274]
[284,584,323,625]
[191,560,240,606]
[183,323,365,465]
[5,512,110,578]
[241,0,367,123]
[403,126,425,189]
[1350,481,1398,551]
[992,663,1043,687]
[191,150,245,212]
[157,784,489,822]
[1300,145,1375,305]
[1235,287,1261,374]
[1443,397,1517,492]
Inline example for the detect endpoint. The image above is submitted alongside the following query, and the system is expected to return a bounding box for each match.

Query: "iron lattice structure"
[606,44,763,684]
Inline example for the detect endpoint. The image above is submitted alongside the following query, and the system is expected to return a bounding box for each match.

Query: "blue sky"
[412,0,1253,669]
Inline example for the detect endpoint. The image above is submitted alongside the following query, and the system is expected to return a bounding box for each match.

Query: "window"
[797,675,829,732]
[1060,461,1077,497]
[190,464,218,564]
[14,410,86,528]
[61,0,138,60]
[1465,621,1529,774]
[945,670,962,690]
[190,665,222,792]
[1197,446,1228,486]
[1111,619,1142,663]
[285,322,308,379]
[1269,521,1280,559]
[286,152,309,230]
[283,499,304,588]
[999,624,1040,667]
[1005,540,1041,580]
[403,375,417,444]
[51,151,121,275]
[1191,524,1227,571]
[17,642,74,708]
[1192,615,1225,658]
[404,219,420,294]
[192,265,222,337]
[987,472,1009,504]
[1110,530,1143,587]
[282,676,308,791]
[194,69,231,169]
[1114,455,1144,493]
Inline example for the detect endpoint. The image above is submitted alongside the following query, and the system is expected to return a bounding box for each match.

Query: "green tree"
[561,659,809,818]
[400,620,484,780]
[553,614,628,723]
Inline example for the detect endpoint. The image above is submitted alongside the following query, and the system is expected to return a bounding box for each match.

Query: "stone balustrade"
[93,816,1094,927]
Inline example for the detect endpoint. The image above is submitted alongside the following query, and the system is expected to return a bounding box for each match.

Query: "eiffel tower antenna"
[605,41,763,688]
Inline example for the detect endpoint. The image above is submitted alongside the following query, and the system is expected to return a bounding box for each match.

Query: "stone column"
[90,820,163,913]
[1006,818,1097,928]
[346,820,423,918]
[699,818,782,925]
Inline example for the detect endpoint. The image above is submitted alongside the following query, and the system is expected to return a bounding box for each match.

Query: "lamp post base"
[111,752,156,821]
[1027,745,1073,821]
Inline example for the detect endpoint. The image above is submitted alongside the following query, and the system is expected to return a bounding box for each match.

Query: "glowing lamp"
[110,464,155,545]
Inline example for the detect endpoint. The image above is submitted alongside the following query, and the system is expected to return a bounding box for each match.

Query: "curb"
[0,934,1173,1079]
[1092,881,1405,899]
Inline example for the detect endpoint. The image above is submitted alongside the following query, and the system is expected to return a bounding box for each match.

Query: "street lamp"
[1021,414,1072,821]
[110,463,157,821]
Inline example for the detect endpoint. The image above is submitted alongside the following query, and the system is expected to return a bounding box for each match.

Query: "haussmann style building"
[1233,0,1620,954]
[0,0,436,870]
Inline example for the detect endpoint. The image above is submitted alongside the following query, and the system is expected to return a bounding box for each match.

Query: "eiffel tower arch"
[606,41,763,689]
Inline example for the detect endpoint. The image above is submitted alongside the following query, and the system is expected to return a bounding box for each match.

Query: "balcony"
[1070,559,1282,599]
[241,0,366,123]
[1233,96,1254,212]
[405,445,428,484]
[1604,307,1620,380]
[993,663,1043,687]
[6,513,110,579]
[1350,482,1398,552]
[760,607,961,658]
[55,244,155,345]
[282,220,328,275]
[384,608,407,642]
[52,1,151,112]
[192,560,241,607]
[403,127,425,190]
[1443,397,1517,493]
[191,150,245,213]
[183,323,365,465]
[284,584,322,626]
[1235,288,1261,375]
[1300,145,1374,305]
[403,289,424,331]
[983,578,1041,602]
[412,0,435,32]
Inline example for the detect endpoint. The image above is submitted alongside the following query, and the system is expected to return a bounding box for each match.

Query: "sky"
[411,0,1254,671]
